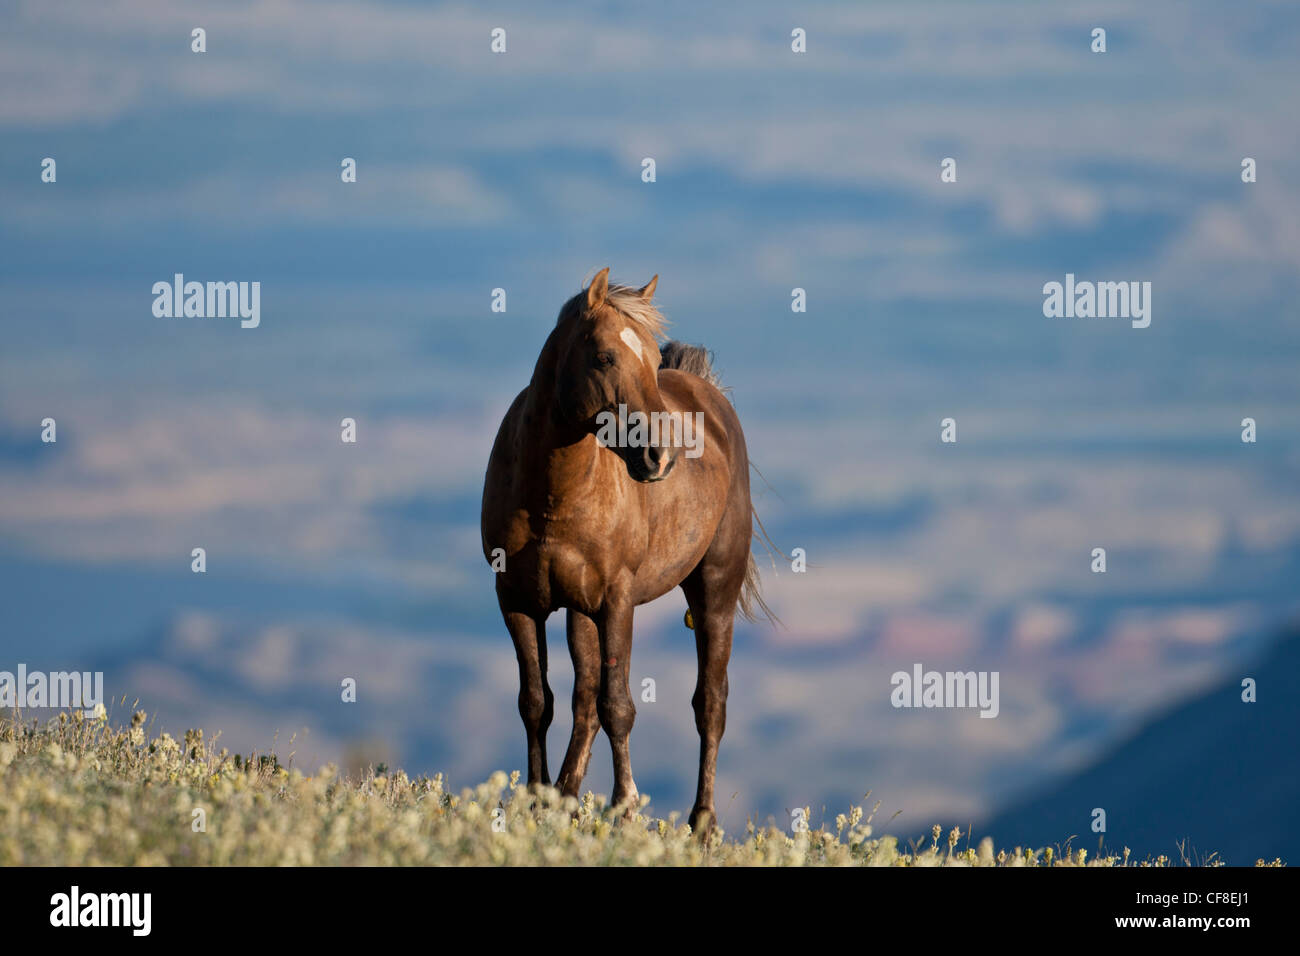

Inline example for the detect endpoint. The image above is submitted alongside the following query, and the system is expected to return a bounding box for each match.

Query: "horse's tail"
[740,495,781,626]
[660,340,781,628]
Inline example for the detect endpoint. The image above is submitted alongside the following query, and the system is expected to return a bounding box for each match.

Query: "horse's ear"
[586,267,611,309]
[637,274,658,301]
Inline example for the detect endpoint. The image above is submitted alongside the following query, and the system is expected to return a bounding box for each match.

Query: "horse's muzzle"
[632,443,676,482]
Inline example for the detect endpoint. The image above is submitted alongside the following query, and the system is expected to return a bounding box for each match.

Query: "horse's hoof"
[613,792,640,820]
[689,807,715,840]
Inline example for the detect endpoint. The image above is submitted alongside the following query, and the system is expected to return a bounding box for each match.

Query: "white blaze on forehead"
[619,327,645,365]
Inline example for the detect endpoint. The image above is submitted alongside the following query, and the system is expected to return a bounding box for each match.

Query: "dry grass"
[0,708,1265,867]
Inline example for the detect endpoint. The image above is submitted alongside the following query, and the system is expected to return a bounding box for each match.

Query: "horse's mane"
[603,284,668,340]
[560,282,669,341]
[659,340,725,391]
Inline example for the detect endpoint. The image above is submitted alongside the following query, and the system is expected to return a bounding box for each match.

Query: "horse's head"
[552,267,678,482]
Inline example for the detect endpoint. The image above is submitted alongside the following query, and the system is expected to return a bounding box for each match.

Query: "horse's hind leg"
[556,608,600,798]
[681,558,742,839]
[502,609,554,787]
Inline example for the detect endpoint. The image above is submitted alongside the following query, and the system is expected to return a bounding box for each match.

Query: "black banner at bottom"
[0,864,1288,941]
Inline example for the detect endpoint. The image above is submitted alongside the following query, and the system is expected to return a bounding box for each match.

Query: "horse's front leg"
[556,608,600,798]
[596,595,639,813]
[502,609,553,787]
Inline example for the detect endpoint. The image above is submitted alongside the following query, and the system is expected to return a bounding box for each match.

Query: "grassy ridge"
[0,709,1246,866]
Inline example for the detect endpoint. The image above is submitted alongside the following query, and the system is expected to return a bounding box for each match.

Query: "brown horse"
[481,267,770,837]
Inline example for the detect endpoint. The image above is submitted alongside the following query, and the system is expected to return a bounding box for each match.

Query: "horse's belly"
[630,518,716,604]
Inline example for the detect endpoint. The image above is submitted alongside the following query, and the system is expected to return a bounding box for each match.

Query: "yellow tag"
[684,609,694,630]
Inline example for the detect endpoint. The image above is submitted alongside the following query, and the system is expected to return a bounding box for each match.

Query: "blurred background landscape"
[1,0,1297,863]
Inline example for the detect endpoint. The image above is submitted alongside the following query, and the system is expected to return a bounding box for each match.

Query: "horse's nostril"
[640,445,674,480]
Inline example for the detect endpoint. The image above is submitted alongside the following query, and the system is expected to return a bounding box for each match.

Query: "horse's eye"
[595,351,615,368]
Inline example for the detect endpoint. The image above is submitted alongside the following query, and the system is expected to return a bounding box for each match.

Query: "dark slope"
[981,627,1300,865]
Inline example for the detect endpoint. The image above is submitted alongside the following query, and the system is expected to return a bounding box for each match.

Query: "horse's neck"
[519,369,604,504]
[537,432,601,498]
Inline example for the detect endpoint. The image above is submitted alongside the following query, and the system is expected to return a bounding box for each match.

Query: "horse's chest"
[536,539,602,611]
[508,512,643,614]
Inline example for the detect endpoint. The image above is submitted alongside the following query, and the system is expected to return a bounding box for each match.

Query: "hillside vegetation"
[0,708,1253,866]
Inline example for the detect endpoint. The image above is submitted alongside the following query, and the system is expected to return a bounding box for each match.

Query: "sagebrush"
[0,708,1259,866]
